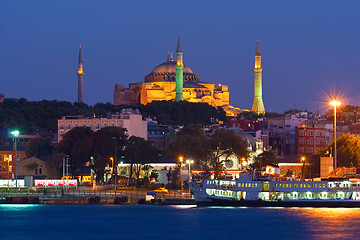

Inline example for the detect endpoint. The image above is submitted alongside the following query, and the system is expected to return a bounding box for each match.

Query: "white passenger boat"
[189,171,360,207]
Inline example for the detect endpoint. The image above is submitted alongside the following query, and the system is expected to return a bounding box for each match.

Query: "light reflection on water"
[0,205,359,240]
[287,208,360,240]
[0,204,40,211]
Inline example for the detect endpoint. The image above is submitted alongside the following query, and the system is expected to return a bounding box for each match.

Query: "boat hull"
[197,197,360,208]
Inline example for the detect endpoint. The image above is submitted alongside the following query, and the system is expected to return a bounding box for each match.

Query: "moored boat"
[189,171,360,207]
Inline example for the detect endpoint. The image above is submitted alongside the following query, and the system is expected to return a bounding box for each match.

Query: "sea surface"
[0,204,358,240]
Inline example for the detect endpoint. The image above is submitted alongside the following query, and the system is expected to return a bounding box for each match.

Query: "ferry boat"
[189,171,360,207]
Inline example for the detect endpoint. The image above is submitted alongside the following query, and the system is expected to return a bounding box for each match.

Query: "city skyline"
[1,1,359,113]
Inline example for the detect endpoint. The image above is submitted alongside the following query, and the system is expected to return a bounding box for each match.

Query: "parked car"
[154,187,169,193]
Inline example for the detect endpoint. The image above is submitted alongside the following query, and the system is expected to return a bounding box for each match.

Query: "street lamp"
[300,156,306,180]
[179,156,183,191]
[11,130,19,193]
[241,157,246,170]
[109,157,114,184]
[186,160,194,179]
[330,100,341,177]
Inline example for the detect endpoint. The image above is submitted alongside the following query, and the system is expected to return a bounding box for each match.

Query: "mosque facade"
[113,36,231,110]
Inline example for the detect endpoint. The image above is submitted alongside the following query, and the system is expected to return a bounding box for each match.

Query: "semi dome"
[145,59,200,83]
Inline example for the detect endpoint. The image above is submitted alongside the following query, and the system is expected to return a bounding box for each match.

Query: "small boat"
[189,171,360,207]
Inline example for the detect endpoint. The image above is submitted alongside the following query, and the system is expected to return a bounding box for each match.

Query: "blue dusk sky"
[0,0,359,113]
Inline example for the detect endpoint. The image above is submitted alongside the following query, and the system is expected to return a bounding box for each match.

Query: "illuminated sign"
[34,180,77,188]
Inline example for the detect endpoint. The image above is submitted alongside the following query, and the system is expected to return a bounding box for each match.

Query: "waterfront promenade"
[0,186,194,205]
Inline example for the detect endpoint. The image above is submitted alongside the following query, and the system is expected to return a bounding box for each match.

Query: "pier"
[0,187,195,205]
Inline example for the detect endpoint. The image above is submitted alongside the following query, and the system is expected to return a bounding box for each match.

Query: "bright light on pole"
[330,100,340,177]
[179,156,183,191]
[11,130,19,193]
[186,160,194,179]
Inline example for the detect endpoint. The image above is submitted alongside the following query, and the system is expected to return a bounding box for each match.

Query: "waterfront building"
[267,112,308,156]
[17,157,51,179]
[297,121,333,155]
[0,145,25,179]
[57,108,147,142]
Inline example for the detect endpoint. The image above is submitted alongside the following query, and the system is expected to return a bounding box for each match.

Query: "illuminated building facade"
[113,36,230,109]
[297,122,333,155]
[57,109,147,142]
[0,145,25,179]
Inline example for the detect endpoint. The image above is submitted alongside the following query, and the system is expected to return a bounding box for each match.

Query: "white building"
[58,109,147,142]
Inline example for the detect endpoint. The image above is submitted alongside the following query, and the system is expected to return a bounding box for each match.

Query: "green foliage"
[91,127,128,183]
[25,137,54,159]
[165,125,249,178]
[254,150,278,169]
[237,111,261,119]
[149,170,159,181]
[125,136,160,186]
[57,127,94,177]
[137,101,227,126]
[0,99,227,134]
[311,133,360,174]
[0,98,95,133]
[56,126,158,184]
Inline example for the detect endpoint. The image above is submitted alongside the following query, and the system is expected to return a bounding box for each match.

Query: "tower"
[252,40,265,114]
[77,44,84,103]
[175,34,184,101]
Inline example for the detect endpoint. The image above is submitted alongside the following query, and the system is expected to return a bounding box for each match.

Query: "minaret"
[77,44,84,103]
[252,40,265,114]
[175,34,184,101]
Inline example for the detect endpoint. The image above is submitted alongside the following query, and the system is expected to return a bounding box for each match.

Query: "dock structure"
[0,188,194,205]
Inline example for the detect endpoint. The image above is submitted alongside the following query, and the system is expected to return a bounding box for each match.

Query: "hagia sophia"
[77,36,265,116]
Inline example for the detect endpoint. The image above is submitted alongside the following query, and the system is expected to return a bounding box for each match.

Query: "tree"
[310,133,360,177]
[253,150,278,169]
[125,136,160,186]
[57,127,94,177]
[208,129,249,178]
[91,127,128,183]
[25,137,54,159]
[165,125,249,178]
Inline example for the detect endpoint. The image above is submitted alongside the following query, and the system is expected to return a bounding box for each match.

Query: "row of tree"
[25,126,160,184]
[0,98,227,135]
[165,124,249,178]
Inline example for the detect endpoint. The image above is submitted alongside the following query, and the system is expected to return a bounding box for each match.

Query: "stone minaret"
[252,40,265,114]
[175,34,184,101]
[77,44,84,103]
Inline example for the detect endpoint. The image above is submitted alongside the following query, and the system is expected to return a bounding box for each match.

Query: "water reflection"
[289,208,360,240]
[0,204,40,211]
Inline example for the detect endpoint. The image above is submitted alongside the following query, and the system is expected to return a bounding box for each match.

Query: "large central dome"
[145,59,200,83]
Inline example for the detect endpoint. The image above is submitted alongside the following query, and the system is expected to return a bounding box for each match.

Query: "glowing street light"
[186,160,194,178]
[241,157,247,170]
[179,156,183,191]
[11,130,19,193]
[330,100,340,177]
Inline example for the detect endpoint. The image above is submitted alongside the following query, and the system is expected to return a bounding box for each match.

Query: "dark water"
[0,204,358,240]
